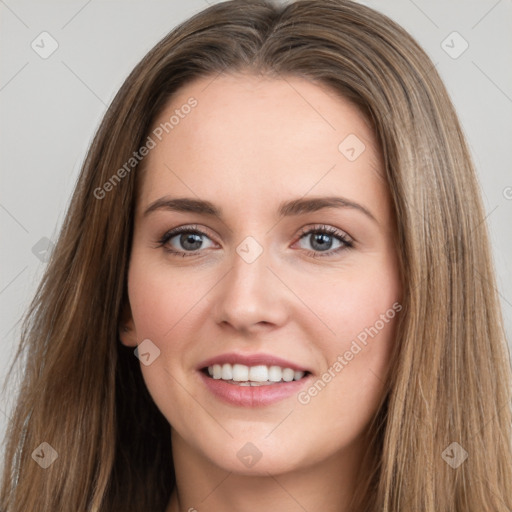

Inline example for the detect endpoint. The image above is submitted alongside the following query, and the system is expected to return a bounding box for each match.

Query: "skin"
[120,72,402,512]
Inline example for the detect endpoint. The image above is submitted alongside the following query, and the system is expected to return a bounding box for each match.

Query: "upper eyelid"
[297,224,352,241]
[161,224,217,243]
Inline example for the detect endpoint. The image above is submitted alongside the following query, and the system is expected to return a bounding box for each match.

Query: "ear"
[118,299,138,347]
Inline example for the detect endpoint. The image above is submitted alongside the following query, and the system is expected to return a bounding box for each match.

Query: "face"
[121,72,402,477]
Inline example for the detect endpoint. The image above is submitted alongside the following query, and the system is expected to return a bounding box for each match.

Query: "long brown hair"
[2,0,511,510]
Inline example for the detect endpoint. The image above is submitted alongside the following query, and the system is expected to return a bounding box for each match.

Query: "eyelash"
[155,224,354,259]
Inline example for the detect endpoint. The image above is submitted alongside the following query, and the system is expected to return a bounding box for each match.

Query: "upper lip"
[197,352,311,373]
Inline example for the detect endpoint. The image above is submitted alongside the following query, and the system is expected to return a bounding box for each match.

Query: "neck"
[165,429,371,512]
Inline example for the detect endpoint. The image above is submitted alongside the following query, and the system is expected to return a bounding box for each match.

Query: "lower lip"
[199,371,311,407]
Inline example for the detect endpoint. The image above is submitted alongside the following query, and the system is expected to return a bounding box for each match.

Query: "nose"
[212,239,289,335]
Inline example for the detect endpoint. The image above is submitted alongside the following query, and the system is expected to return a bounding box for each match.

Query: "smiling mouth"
[201,363,311,386]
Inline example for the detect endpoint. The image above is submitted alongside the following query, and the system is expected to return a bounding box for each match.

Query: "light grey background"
[1,0,511,456]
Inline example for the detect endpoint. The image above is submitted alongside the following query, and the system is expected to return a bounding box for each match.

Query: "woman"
[1,0,511,510]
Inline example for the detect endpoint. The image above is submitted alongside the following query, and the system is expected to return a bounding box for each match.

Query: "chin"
[200,435,312,476]
[212,451,302,476]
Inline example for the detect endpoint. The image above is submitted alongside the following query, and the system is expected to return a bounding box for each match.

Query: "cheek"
[300,260,400,422]
[127,257,206,341]
[126,258,198,373]
[313,257,401,351]
[126,259,207,426]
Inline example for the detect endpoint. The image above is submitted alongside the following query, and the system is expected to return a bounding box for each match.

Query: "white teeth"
[268,365,283,382]
[232,364,249,382]
[282,368,294,382]
[212,364,222,379]
[248,365,268,382]
[221,363,232,380]
[205,363,307,383]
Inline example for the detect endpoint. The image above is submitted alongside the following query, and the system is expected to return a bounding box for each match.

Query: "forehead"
[137,72,388,221]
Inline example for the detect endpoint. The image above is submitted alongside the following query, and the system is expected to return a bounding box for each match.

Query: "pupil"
[311,233,332,251]
[182,233,202,250]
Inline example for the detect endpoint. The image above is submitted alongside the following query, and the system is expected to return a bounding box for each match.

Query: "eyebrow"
[143,196,377,223]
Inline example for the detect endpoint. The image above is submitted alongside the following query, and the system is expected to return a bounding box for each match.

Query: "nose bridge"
[229,234,273,302]
[214,233,286,330]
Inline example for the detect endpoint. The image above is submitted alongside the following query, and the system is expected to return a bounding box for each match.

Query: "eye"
[155,224,353,258]
[295,224,353,258]
[155,225,215,257]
